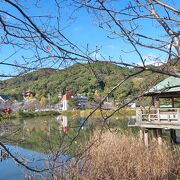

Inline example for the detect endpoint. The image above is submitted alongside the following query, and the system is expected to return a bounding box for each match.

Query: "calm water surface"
[0,115,132,179]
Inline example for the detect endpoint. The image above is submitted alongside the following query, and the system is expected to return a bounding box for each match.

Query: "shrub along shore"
[0,108,135,120]
[61,108,135,118]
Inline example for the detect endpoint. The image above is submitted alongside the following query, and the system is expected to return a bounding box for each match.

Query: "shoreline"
[61,108,136,118]
[0,110,60,120]
[0,108,136,120]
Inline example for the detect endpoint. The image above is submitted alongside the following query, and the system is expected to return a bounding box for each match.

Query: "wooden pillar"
[170,129,176,143]
[144,129,149,147]
[152,129,157,142]
[153,96,160,108]
[172,98,175,108]
[139,128,144,142]
[157,129,163,145]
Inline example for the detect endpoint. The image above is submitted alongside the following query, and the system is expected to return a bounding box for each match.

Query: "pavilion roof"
[146,75,180,96]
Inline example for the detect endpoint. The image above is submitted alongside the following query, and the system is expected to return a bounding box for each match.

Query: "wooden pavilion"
[134,74,180,145]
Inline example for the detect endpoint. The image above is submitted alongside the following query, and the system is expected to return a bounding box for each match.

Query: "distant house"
[62,92,73,111]
[0,94,12,111]
[0,94,9,104]
[22,90,40,111]
[23,90,36,100]
[74,95,88,109]
[61,92,88,111]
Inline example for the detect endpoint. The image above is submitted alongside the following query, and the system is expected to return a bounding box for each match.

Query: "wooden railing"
[136,108,180,123]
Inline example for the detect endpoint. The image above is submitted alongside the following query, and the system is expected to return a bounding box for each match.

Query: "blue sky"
[0,0,179,78]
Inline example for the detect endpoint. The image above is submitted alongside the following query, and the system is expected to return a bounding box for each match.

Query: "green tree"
[40,96,48,107]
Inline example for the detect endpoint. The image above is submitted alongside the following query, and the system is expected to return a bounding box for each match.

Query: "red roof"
[62,92,74,100]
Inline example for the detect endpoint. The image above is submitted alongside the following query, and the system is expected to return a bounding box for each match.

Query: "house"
[61,92,88,111]
[74,95,88,109]
[0,94,12,111]
[23,90,36,100]
[22,90,40,111]
[129,73,180,145]
[62,92,74,111]
[0,94,10,104]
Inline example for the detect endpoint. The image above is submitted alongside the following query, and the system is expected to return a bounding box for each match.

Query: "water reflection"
[0,115,134,179]
[57,116,69,134]
[0,116,94,178]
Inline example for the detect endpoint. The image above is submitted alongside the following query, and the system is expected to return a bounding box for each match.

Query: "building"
[129,74,180,145]
[74,95,88,109]
[23,90,36,100]
[0,94,12,111]
[61,93,88,111]
[0,94,10,104]
[62,92,74,111]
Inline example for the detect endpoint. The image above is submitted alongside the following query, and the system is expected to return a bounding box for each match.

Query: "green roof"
[147,75,180,94]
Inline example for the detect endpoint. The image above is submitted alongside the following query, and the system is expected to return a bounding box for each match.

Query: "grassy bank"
[61,108,135,118]
[0,110,59,120]
[68,131,179,179]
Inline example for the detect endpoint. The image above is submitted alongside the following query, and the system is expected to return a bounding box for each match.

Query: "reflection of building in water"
[62,116,68,127]
[62,116,69,134]
[57,116,69,134]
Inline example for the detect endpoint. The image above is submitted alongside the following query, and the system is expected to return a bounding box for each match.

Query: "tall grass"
[68,131,179,179]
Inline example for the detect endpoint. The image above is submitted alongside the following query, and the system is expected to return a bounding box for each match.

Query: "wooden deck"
[135,108,180,129]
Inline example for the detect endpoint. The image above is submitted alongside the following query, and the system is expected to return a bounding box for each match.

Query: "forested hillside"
[0,62,169,104]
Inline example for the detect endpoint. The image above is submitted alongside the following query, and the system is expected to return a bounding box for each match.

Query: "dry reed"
[67,131,179,180]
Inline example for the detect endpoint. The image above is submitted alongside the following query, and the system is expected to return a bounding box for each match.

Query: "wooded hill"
[0,61,177,104]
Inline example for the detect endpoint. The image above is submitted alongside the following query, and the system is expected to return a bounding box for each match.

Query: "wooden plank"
[138,124,180,130]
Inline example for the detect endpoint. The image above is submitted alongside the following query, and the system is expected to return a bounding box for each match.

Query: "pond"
[0,145,70,180]
[0,115,135,179]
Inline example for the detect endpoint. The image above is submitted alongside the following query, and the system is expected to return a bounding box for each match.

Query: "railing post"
[177,109,180,122]
[136,108,142,123]
[157,108,160,121]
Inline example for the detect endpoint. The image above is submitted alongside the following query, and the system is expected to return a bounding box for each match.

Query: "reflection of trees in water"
[0,114,133,178]
[0,116,94,154]
[0,122,21,138]
[0,114,138,178]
